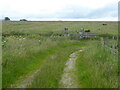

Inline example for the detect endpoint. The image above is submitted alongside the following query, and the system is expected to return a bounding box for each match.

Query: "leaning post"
[64,27,68,36]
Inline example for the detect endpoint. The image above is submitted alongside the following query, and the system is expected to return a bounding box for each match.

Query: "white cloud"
[0,0,119,21]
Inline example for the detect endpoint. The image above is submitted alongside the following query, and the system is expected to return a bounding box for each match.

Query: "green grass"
[2,21,118,88]
[3,48,56,87]
[2,36,57,87]
[0,21,2,89]
[2,34,84,87]
[28,42,84,88]
[76,40,118,88]
[2,21,118,35]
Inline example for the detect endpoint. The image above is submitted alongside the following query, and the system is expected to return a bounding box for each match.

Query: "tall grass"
[2,34,84,87]
[2,35,58,87]
[28,42,84,88]
[0,21,2,89]
[2,21,118,88]
[76,40,118,88]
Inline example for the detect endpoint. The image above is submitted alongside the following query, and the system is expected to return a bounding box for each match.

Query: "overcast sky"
[0,0,119,21]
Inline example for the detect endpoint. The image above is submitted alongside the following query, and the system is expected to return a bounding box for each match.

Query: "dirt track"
[59,50,83,88]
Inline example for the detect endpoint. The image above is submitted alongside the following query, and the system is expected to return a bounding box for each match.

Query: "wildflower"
[4,41,6,43]
[23,38,25,40]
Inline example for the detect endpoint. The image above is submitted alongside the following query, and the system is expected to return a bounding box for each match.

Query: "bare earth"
[59,50,83,88]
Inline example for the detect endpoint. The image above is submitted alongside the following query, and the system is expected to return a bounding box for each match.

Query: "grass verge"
[76,40,118,88]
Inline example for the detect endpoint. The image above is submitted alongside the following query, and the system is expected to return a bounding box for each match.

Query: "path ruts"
[59,49,83,88]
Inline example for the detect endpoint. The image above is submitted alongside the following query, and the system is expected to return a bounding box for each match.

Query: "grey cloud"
[54,3,118,19]
[88,4,118,19]
[1,3,118,20]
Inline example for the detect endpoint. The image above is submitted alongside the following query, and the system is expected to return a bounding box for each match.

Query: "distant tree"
[20,19,27,21]
[4,17,10,21]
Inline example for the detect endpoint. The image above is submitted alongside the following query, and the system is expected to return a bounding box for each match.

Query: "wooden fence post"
[70,31,73,39]
[64,27,68,35]
[112,36,116,55]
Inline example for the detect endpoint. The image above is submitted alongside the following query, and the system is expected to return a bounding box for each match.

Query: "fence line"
[101,37,118,55]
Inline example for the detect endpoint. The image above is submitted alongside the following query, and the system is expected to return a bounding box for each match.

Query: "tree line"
[3,17,27,21]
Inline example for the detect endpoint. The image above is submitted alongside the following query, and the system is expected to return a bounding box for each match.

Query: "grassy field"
[76,40,118,88]
[2,21,118,35]
[2,21,118,88]
[0,21,2,89]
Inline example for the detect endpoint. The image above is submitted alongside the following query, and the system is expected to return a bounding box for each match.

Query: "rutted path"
[59,49,83,88]
[11,65,42,88]
[10,55,55,88]
[10,49,83,88]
